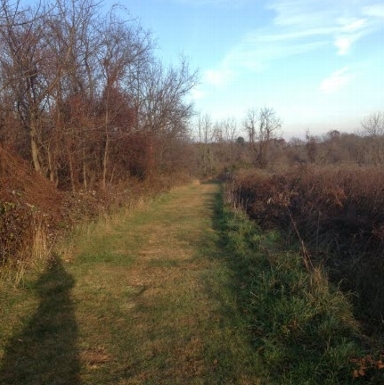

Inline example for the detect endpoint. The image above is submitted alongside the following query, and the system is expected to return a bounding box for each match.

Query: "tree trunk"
[30,116,41,173]
[102,103,110,191]
[102,135,109,190]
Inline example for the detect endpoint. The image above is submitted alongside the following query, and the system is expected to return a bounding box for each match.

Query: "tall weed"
[228,166,384,331]
[216,194,370,384]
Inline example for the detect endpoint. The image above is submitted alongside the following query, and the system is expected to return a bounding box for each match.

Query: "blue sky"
[120,0,384,139]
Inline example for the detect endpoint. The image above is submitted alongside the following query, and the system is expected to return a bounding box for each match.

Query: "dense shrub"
[228,165,384,329]
[1,144,192,272]
[216,195,372,384]
[0,146,62,268]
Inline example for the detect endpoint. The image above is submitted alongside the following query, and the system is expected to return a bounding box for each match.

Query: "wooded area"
[0,0,197,192]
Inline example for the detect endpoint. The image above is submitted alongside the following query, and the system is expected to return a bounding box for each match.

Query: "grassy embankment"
[0,181,375,384]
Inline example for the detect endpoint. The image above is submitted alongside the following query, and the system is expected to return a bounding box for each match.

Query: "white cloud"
[335,36,353,55]
[198,0,383,103]
[189,87,206,101]
[223,36,326,73]
[266,1,376,55]
[203,68,233,87]
[207,0,382,77]
[252,27,334,42]
[267,0,333,27]
[319,67,353,94]
[168,0,252,7]
[363,4,384,18]
[339,18,366,32]
[334,17,367,55]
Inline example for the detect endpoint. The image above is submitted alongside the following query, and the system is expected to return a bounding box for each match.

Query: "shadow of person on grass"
[0,255,81,385]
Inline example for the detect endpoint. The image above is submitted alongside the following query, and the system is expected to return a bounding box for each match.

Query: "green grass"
[1,182,380,384]
[0,183,263,384]
[213,190,382,384]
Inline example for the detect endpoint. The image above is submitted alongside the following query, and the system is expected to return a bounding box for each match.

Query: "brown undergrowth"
[228,165,384,333]
[0,144,191,279]
[0,146,62,273]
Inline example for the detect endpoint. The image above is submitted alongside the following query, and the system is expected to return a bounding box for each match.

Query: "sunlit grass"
[2,182,377,384]
[0,183,264,384]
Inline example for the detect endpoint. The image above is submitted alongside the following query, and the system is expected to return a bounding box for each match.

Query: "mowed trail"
[0,182,262,385]
[73,181,261,384]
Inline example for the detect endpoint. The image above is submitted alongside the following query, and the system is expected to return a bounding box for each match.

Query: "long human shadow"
[0,256,81,385]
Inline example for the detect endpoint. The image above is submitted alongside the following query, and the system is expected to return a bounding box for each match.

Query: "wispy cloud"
[363,4,384,18]
[224,32,326,72]
[335,35,358,55]
[189,87,206,101]
[268,0,333,27]
[339,18,366,32]
[334,18,368,55]
[319,67,353,94]
[167,0,252,7]
[267,0,375,56]
[203,68,234,87]
[203,0,383,86]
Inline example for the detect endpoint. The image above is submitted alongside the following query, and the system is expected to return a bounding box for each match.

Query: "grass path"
[0,182,262,385]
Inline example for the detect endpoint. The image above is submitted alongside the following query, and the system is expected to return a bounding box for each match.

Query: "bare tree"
[243,108,257,146]
[212,117,238,168]
[223,117,238,143]
[139,57,197,135]
[361,111,384,165]
[43,0,102,190]
[0,0,198,189]
[137,57,197,173]
[305,129,317,163]
[197,113,215,177]
[0,1,50,173]
[97,10,152,189]
[0,0,97,181]
[361,111,384,137]
[243,107,282,167]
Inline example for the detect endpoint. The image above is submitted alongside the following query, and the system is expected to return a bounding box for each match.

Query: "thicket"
[0,143,191,278]
[216,191,384,384]
[0,0,197,190]
[227,165,384,336]
[0,0,196,273]
[0,145,61,271]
